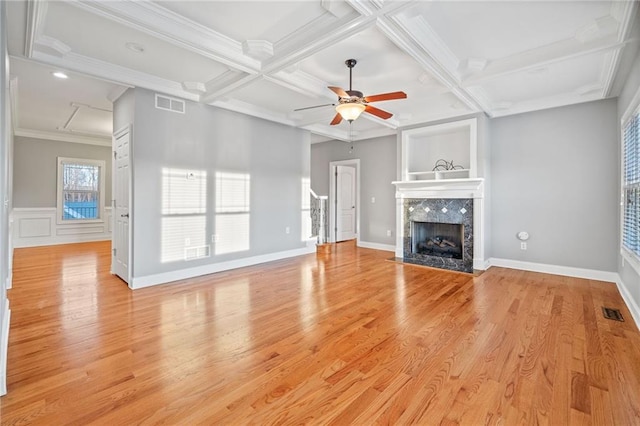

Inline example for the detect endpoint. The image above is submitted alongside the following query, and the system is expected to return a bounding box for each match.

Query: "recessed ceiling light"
[125,42,145,53]
[52,71,68,79]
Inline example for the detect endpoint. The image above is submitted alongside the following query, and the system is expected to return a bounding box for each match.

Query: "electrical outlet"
[386,230,392,237]
[211,234,219,243]
[285,227,290,234]
[520,242,527,250]
[371,197,376,203]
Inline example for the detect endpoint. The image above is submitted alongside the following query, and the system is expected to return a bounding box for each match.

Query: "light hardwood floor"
[1,241,639,425]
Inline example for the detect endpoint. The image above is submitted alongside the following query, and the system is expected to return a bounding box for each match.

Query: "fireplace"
[411,221,463,259]
[401,198,474,273]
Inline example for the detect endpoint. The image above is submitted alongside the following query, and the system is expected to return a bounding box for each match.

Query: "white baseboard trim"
[357,241,396,252]
[130,245,316,289]
[1,299,10,396]
[615,274,640,331]
[14,234,111,248]
[488,258,618,282]
[473,258,490,271]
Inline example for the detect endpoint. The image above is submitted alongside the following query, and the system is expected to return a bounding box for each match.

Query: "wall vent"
[184,245,210,261]
[155,94,185,114]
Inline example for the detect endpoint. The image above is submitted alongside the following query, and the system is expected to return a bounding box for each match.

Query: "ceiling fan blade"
[328,86,349,98]
[330,113,343,126]
[365,105,393,120]
[364,91,407,103]
[293,103,335,111]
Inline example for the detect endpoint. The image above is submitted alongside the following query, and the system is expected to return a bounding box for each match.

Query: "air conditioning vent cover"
[155,94,185,114]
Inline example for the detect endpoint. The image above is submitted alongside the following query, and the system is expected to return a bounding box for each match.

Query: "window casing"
[57,157,105,224]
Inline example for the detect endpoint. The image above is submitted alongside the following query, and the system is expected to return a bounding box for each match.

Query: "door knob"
[121,213,129,218]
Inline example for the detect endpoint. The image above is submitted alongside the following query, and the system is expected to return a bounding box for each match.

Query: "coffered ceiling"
[6,0,640,144]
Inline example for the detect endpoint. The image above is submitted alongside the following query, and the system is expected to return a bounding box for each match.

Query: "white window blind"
[623,110,640,257]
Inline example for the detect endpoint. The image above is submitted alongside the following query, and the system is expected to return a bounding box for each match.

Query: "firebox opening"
[411,221,464,260]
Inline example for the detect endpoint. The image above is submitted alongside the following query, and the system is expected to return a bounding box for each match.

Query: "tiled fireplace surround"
[393,180,485,273]
[403,198,473,273]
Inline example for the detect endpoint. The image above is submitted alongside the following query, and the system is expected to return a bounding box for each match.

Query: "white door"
[336,165,356,242]
[112,129,130,283]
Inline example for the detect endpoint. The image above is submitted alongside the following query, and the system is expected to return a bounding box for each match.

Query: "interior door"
[112,129,130,283]
[336,165,356,242]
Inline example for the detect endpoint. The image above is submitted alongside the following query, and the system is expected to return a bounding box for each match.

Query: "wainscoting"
[12,207,112,248]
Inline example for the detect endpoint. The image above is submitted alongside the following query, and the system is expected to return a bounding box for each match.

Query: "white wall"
[0,0,11,396]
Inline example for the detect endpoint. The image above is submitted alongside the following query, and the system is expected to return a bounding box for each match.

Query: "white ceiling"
[6,0,640,145]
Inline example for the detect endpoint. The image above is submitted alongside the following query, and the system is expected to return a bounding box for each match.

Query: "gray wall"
[13,137,112,208]
[491,99,618,271]
[121,87,310,278]
[618,45,640,314]
[311,135,396,246]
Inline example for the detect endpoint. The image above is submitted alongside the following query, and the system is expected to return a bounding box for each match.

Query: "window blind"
[623,111,640,257]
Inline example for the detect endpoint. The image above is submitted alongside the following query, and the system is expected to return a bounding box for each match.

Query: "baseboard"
[0,299,10,396]
[357,241,396,252]
[473,258,490,271]
[13,234,111,248]
[488,258,619,282]
[615,274,640,331]
[131,245,316,289]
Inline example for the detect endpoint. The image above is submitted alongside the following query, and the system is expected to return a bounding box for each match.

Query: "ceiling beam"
[24,0,47,58]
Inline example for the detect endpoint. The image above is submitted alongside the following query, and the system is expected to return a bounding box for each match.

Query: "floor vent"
[155,94,185,114]
[602,307,624,322]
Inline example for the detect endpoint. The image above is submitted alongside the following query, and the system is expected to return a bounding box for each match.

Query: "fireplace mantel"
[392,178,485,200]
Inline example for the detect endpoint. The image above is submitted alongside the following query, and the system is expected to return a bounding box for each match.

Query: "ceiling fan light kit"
[335,102,365,121]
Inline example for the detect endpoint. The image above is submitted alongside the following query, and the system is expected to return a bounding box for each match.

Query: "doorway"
[329,159,360,243]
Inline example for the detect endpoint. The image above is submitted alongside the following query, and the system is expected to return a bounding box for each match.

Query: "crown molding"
[487,91,607,118]
[107,86,130,103]
[201,74,260,104]
[603,0,638,97]
[24,0,47,58]
[208,98,297,128]
[301,123,352,142]
[393,14,460,75]
[14,128,111,146]
[268,70,331,99]
[376,17,483,115]
[35,35,72,57]
[31,50,199,101]
[68,0,259,73]
[462,36,625,87]
[264,14,375,73]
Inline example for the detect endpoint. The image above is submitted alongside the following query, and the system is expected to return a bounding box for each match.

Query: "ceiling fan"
[295,59,407,126]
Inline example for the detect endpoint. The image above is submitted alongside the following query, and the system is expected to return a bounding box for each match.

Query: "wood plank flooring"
[1,241,640,425]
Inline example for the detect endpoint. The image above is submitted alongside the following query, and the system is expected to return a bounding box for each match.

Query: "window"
[623,108,640,260]
[215,172,250,255]
[161,168,208,263]
[57,157,105,223]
